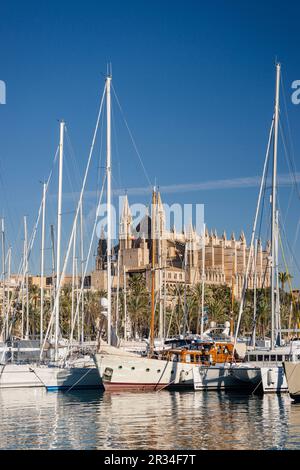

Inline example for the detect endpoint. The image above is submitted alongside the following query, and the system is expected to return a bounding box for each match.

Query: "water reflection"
[0,388,299,449]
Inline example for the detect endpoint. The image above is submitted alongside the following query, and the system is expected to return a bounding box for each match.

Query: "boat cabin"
[161,342,235,366]
[245,351,300,364]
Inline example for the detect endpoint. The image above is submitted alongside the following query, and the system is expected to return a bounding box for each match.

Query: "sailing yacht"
[0,217,45,389]
[230,63,300,394]
[32,119,102,391]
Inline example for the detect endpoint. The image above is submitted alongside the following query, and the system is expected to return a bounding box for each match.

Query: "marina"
[1,0,300,454]
[0,388,299,450]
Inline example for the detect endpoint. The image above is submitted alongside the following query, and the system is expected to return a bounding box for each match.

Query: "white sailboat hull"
[33,364,102,391]
[283,362,300,400]
[0,364,44,389]
[232,363,288,393]
[192,363,246,391]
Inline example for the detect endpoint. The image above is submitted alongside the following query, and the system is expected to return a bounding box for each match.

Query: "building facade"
[91,193,271,299]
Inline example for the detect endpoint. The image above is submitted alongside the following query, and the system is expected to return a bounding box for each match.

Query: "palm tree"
[278,272,292,292]
[124,274,149,339]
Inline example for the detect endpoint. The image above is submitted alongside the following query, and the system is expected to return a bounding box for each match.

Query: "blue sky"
[0,0,300,283]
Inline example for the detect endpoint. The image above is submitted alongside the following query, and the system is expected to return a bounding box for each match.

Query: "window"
[185,355,191,363]
[179,274,182,280]
[131,367,135,370]
[271,355,276,362]
[146,368,150,372]
[174,274,177,280]
[264,355,270,361]
[157,369,161,373]
[257,355,263,361]
[249,355,256,361]
[168,273,171,279]
[277,355,283,362]
[285,355,290,362]
[118,365,123,369]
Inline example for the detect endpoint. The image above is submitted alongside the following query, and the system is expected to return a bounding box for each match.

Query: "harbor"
[0,388,300,450]
[1,0,300,455]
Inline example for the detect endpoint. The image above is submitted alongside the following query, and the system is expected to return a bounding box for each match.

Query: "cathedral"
[91,192,271,299]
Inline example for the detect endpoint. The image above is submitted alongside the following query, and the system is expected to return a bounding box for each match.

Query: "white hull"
[95,349,195,391]
[33,363,102,391]
[0,364,44,389]
[283,362,300,400]
[192,363,247,391]
[95,348,241,391]
[232,363,288,393]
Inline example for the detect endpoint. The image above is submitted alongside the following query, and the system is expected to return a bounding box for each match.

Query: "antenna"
[107,62,112,78]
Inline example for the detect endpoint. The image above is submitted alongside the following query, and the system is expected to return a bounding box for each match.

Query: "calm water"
[0,388,300,449]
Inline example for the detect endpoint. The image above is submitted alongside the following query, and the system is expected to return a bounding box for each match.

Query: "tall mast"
[200,223,206,337]
[230,250,235,337]
[252,238,258,347]
[115,251,120,339]
[50,224,56,313]
[80,200,84,344]
[40,182,46,347]
[163,266,166,339]
[55,120,65,361]
[149,188,156,356]
[123,265,127,341]
[71,218,77,343]
[6,245,11,338]
[24,215,29,340]
[183,238,187,335]
[275,210,281,345]
[75,257,80,341]
[1,219,5,340]
[106,72,112,346]
[271,63,280,350]
[157,198,163,342]
[21,228,25,339]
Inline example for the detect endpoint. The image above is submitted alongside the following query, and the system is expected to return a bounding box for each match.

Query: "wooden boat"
[95,338,242,391]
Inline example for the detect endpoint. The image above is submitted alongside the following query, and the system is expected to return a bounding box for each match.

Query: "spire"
[187,222,194,240]
[222,230,227,241]
[231,232,236,241]
[156,191,165,235]
[239,230,246,244]
[119,194,132,248]
[121,194,132,222]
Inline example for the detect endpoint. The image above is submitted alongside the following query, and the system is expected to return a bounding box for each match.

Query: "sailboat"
[230,63,300,394]
[32,120,101,390]
[0,212,47,389]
